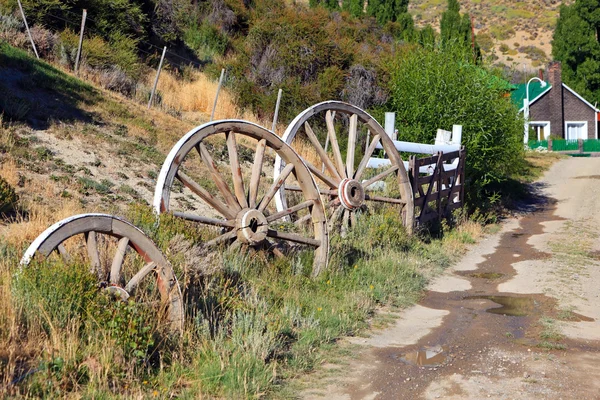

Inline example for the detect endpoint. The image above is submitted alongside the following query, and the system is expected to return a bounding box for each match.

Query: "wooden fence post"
[147,46,167,109]
[16,0,38,59]
[74,9,87,74]
[271,88,282,132]
[210,68,225,121]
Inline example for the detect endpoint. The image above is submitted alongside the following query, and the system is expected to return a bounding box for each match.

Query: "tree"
[366,0,409,25]
[552,1,600,104]
[383,44,524,209]
[342,0,364,18]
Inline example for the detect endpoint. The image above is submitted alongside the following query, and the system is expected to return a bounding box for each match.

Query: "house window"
[565,121,588,140]
[530,122,551,140]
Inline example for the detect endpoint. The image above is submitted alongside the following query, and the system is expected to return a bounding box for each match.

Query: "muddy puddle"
[345,197,598,398]
[574,175,600,179]
[397,346,448,367]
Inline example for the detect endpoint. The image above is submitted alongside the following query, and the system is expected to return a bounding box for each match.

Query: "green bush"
[0,175,18,214]
[184,21,229,59]
[383,44,525,210]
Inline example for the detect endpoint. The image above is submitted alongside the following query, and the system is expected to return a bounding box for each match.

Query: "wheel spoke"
[285,185,337,196]
[266,229,321,247]
[125,261,156,293]
[346,114,358,178]
[350,210,358,227]
[196,143,241,213]
[266,199,314,223]
[56,243,70,262]
[249,138,267,208]
[85,231,101,276]
[258,163,294,212]
[364,194,407,205]
[304,160,339,189]
[327,205,344,231]
[226,131,248,208]
[294,213,312,226]
[110,237,129,285]
[362,165,399,189]
[176,171,235,219]
[205,229,237,247]
[303,122,342,183]
[325,110,347,179]
[354,134,381,181]
[341,209,350,236]
[172,211,234,227]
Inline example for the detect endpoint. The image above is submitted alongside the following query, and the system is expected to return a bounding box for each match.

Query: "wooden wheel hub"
[338,178,365,210]
[236,208,268,245]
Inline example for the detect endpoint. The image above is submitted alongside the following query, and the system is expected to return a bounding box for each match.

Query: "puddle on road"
[511,232,525,238]
[574,175,600,180]
[464,295,535,316]
[397,346,447,367]
[468,272,505,280]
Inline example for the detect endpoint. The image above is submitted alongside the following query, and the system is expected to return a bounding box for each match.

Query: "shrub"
[383,44,525,210]
[0,175,18,214]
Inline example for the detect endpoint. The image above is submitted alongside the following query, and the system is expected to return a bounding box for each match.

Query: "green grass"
[2,203,469,398]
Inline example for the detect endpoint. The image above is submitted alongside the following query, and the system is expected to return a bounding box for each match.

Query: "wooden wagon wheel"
[20,213,184,332]
[274,101,414,234]
[153,120,329,276]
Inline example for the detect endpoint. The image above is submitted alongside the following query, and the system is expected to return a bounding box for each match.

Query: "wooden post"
[16,0,38,59]
[271,88,282,132]
[74,9,87,74]
[210,68,225,121]
[548,138,553,151]
[578,138,584,153]
[148,46,167,109]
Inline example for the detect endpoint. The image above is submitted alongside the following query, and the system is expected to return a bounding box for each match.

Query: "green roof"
[510,81,552,111]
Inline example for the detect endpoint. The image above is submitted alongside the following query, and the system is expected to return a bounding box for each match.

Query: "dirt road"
[303,157,600,399]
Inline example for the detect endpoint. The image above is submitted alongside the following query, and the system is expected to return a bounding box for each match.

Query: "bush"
[383,44,525,210]
[0,176,18,214]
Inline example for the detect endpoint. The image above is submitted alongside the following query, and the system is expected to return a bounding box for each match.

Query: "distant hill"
[408,0,574,71]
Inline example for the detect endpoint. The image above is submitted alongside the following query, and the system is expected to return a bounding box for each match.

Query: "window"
[565,121,588,140]
[530,121,551,140]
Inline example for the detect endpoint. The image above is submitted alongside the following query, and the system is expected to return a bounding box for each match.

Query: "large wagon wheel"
[153,120,329,276]
[20,213,184,331]
[274,101,414,234]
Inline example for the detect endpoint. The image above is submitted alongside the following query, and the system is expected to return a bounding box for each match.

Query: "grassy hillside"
[0,43,490,398]
[409,0,574,71]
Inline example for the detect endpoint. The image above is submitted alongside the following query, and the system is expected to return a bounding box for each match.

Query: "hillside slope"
[409,0,573,70]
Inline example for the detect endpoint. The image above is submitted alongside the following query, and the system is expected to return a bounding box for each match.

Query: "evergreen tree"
[440,0,470,46]
[367,0,409,25]
[342,0,364,18]
[552,1,600,103]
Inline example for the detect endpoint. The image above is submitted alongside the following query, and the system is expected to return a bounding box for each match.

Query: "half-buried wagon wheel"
[20,213,184,332]
[153,120,329,276]
[274,101,414,234]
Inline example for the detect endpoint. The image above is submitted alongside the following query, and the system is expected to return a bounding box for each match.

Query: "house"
[511,61,600,141]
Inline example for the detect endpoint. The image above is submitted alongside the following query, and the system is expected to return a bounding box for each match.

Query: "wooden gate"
[408,147,466,225]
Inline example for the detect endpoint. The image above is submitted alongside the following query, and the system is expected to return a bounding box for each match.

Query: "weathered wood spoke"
[325,110,347,179]
[303,122,342,183]
[176,170,235,219]
[258,163,294,212]
[85,231,101,275]
[110,236,129,284]
[125,261,156,293]
[266,229,321,247]
[364,194,407,205]
[346,114,358,178]
[249,138,267,209]
[266,199,314,223]
[226,131,248,209]
[56,243,70,262]
[205,229,237,247]
[355,134,381,181]
[304,160,339,189]
[196,143,241,213]
[172,211,234,227]
[362,165,399,189]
